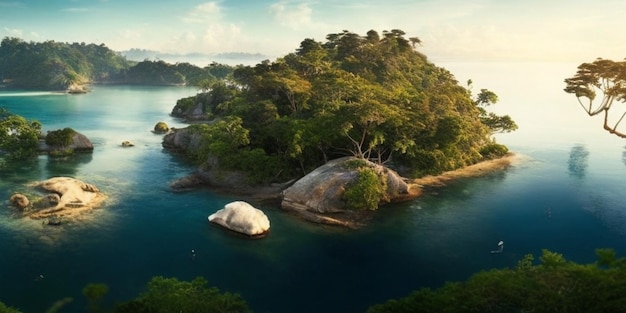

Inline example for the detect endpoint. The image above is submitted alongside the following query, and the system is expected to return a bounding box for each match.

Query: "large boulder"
[280,157,421,226]
[39,129,94,155]
[208,201,270,237]
[162,126,205,153]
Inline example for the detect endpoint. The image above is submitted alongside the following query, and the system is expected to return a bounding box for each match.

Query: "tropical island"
[10,29,626,313]
[161,29,518,225]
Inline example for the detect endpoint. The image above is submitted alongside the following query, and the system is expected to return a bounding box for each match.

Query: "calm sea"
[1,63,625,313]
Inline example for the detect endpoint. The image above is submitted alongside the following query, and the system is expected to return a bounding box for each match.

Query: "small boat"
[490,240,504,254]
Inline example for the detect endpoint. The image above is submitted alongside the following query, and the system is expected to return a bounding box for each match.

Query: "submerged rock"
[9,193,29,210]
[208,201,270,237]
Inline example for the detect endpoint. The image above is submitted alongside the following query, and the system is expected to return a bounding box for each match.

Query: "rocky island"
[8,177,106,224]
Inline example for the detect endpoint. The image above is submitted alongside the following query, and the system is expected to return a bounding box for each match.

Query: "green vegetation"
[564,58,626,138]
[0,37,130,89]
[45,127,76,146]
[0,37,235,89]
[3,249,626,313]
[114,276,250,313]
[173,29,516,181]
[0,108,42,161]
[367,248,626,313]
[343,164,388,210]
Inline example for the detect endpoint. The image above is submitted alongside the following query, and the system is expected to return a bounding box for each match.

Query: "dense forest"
[0,37,234,90]
[170,29,517,181]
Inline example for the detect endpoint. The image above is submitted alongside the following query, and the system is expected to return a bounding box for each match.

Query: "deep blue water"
[1,63,626,313]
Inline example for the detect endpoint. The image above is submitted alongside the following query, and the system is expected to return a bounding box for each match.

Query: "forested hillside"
[0,37,234,90]
[0,37,130,90]
[170,29,516,180]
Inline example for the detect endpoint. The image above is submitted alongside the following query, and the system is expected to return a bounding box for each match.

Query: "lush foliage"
[0,108,42,160]
[343,165,388,210]
[175,29,516,180]
[564,58,626,138]
[113,276,250,313]
[0,37,131,89]
[367,248,626,313]
[0,37,235,89]
[120,60,233,86]
[45,127,76,146]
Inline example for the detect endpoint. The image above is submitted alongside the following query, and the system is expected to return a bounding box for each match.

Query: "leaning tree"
[564,58,626,138]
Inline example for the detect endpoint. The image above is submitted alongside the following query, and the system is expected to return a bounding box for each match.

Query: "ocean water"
[0,63,625,313]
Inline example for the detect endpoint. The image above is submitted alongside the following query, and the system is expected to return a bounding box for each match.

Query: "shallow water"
[1,63,626,313]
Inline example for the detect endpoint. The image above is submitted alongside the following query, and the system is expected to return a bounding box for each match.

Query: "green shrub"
[45,128,75,146]
[480,143,509,159]
[343,166,387,211]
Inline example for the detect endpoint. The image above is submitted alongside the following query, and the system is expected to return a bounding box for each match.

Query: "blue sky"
[1,0,625,63]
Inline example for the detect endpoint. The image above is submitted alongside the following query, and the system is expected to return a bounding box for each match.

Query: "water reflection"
[622,146,626,167]
[568,144,589,179]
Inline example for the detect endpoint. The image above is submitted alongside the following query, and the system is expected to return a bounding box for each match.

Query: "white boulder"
[208,201,270,237]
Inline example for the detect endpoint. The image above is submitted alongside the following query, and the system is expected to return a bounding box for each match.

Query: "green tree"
[114,276,250,313]
[367,249,626,313]
[0,109,42,160]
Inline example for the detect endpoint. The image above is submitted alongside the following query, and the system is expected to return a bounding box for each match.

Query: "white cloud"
[183,2,221,24]
[269,1,313,30]
[3,27,23,37]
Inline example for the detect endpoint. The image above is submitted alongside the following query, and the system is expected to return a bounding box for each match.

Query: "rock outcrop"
[39,130,94,155]
[18,177,106,220]
[208,201,270,237]
[280,157,421,226]
[162,126,204,153]
[153,121,169,134]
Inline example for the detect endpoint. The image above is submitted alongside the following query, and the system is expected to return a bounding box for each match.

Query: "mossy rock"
[154,121,169,134]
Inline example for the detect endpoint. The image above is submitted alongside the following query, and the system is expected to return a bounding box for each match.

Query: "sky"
[1,0,625,64]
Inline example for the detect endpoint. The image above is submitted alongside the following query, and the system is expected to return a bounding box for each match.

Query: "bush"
[45,128,75,146]
[480,143,509,159]
[343,166,387,211]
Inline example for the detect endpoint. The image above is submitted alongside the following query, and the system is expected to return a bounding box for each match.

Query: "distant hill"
[0,38,237,90]
[120,49,269,67]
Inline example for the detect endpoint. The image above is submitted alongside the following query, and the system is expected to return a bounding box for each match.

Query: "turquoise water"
[1,63,626,313]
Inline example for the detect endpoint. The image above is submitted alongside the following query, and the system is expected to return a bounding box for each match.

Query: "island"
[162,29,518,227]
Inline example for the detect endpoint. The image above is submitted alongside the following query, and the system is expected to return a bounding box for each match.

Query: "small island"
[8,177,106,224]
[162,29,518,227]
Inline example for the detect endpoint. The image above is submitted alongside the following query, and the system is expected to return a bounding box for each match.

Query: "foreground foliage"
[172,29,516,181]
[114,276,250,313]
[367,249,626,313]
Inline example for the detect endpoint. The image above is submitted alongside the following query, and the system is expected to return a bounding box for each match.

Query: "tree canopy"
[564,58,626,138]
[0,37,235,89]
[172,29,515,180]
[0,108,42,161]
[367,248,626,313]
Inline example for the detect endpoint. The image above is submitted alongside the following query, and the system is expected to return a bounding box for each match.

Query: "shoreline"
[411,152,518,188]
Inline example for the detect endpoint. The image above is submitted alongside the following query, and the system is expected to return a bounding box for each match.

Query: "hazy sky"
[1,0,624,63]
